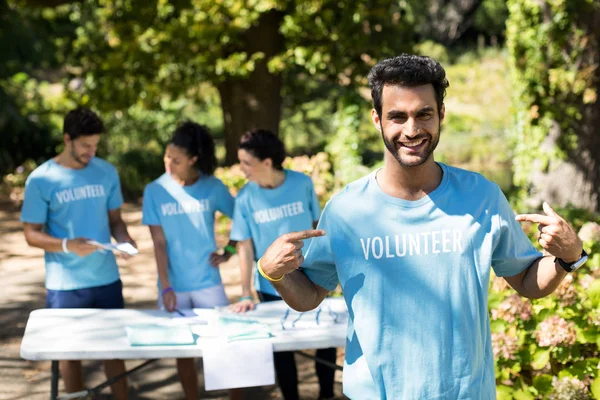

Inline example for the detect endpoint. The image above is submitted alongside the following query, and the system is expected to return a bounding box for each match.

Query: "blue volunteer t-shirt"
[142,173,234,292]
[20,158,123,291]
[230,170,321,296]
[302,163,542,400]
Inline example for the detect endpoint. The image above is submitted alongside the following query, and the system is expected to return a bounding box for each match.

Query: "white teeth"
[403,139,425,148]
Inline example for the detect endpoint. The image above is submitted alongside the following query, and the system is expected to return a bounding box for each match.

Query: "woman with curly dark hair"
[142,121,240,399]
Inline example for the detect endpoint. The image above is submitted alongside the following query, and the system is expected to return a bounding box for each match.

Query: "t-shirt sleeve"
[141,185,160,226]
[307,178,321,222]
[215,179,235,218]
[20,175,48,224]
[302,204,339,291]
[230,195,251,241]
[107,167,124,210]
[491,185,543,277]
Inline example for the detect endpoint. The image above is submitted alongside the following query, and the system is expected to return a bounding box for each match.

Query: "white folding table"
[20,298,348,400]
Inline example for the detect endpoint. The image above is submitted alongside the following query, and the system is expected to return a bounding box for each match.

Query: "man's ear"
[63,133,72,145]
[264,157,273,169]
[371,109,381,131]
[439,104,445,124]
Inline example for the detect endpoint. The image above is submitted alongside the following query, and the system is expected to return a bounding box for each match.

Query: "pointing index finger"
[515,213,555,225]
[286,229,326,242]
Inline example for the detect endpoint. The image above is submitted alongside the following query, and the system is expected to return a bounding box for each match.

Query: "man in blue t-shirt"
[256,55,588,399]
[21,107,136,400]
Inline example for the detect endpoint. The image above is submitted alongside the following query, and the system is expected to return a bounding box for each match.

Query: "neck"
[377,154,442,200]
[174,170,200,186]
[54,151,85,170]
[258,169,285,189]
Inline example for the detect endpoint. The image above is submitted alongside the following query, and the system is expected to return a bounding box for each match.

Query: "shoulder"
[441,163,500,195]
[90,157,119,177]
[286,169,312,185]
[25,160,57,185]
[144,173,169,194]
[204,175,228,189]
[321,172,372,215]
[90,157,117,171]
[236,183,253,201]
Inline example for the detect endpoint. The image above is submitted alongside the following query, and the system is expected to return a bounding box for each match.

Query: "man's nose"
[404,118,421,137]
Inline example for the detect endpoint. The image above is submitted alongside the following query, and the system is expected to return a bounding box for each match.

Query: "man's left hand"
[119,237,138,260]
[516,202,582,263]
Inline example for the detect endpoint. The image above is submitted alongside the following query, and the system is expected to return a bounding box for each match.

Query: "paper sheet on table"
[166,310,209,326]
[125,324,195,346]
[88,240,139,256]
[219,315,273,341]
[202,340,274,390]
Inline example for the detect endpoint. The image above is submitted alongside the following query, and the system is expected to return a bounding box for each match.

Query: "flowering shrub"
[492,215,600,399]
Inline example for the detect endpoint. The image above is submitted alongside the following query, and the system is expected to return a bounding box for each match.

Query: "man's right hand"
[260,230,326,280]
[66,238,100,257]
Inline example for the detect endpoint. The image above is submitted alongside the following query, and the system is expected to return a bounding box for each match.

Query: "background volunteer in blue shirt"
[21,107,136,400]
[228,129,338,400]
[256,54,588,399]
[142,121,241,400]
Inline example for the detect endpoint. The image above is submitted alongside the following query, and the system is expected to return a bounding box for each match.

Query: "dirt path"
[0,200,345,399]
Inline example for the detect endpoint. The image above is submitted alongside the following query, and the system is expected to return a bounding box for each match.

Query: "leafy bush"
[491,208,600,399]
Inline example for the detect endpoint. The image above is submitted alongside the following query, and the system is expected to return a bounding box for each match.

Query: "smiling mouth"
[399,138,426,148]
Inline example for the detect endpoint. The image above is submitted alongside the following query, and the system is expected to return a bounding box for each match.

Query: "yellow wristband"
[257,258,284,282]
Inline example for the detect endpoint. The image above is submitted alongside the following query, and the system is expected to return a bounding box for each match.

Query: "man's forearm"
[272,269,326,312]
[514,255,568,299]
[25,230,63,253]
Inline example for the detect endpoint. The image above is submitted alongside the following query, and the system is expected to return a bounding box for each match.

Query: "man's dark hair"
[368,54,449,118]
[239,129,286,170]
[63,107,105,140]
[170,121,217,176]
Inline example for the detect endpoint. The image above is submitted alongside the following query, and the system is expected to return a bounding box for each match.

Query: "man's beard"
[381,122,440,168]
[71,147,91,166]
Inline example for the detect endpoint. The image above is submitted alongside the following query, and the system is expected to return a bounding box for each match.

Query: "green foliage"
[325,99,371,189]
[0,1,76,174]
[491,209,600,399]
[473,0,509,40]
[506,0,598,187]
[61,0,414,110]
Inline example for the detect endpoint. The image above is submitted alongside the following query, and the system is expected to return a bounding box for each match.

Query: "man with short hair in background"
[21,107,136,399]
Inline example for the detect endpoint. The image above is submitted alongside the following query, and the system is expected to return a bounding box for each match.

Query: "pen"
[174,309,185,317]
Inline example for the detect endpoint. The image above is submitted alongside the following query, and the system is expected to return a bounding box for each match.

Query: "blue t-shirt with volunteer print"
[230,169,321,297]
[142,173,234,292]
[20,158,124,291]
[302,163,542,400]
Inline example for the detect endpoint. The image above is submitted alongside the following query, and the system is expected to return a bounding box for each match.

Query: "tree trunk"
[527,5,600,213]
[218,10,284,165]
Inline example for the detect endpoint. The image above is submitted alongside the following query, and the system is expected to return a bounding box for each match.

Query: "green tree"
[507,0,600,213]
[54,0,414,163]
[0,0,75,174]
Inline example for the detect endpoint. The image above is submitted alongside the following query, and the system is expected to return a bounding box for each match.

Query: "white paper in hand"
[202,340,274,390]
[88,240,138,256]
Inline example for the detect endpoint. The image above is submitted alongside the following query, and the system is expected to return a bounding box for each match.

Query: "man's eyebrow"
[386,106,435,119]
[415,106,435,115]
[386,110,407,119]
